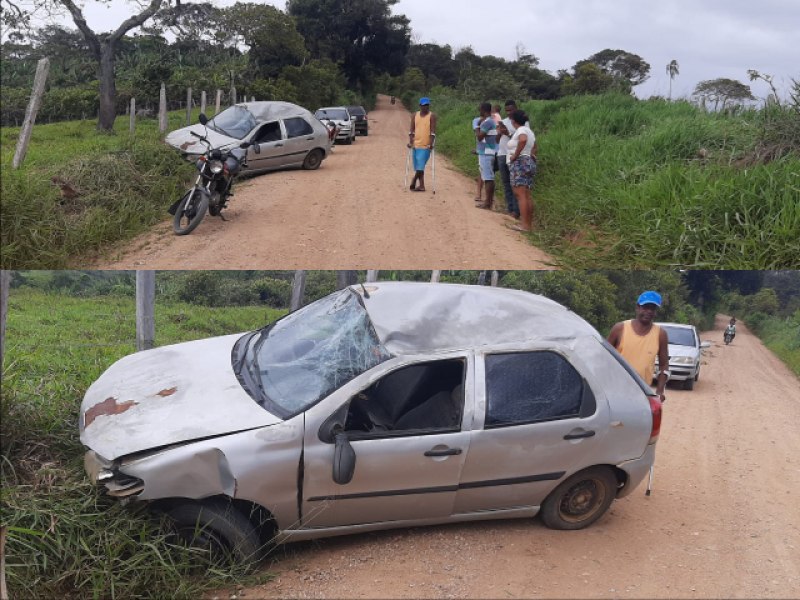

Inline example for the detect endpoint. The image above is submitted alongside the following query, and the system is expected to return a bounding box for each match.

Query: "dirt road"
[91,96,553,269]
[223,315,800,599]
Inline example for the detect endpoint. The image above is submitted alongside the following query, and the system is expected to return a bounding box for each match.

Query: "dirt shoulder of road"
[90,95,555,270]
[212,315,800,599]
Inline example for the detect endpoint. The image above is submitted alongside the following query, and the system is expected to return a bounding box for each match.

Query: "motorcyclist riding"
[724,317,736,344]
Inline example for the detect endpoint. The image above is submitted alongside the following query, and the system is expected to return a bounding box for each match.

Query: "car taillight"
[648,394,662,445]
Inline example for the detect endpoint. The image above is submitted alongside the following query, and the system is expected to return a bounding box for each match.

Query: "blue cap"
[637,291,662,307]
[419,97,430,105]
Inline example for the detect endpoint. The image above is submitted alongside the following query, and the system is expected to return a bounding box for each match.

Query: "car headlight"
[671,356,694,365]
[208,160,224,174]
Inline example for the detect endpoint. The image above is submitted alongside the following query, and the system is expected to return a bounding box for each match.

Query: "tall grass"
[1,289,285,598]
[434,92,800,268]
[1,112,197,269]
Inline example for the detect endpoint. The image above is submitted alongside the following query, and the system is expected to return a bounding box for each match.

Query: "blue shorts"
[413,148,431,171]
[478,154,495,181]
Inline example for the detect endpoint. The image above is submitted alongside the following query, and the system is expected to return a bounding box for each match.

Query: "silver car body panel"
[79,333,281,460]
[165,101,330,174]
[81,282,656,541]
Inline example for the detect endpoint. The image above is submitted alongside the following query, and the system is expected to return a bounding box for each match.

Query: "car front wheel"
[167,501,262,565]
[540,466,617,530]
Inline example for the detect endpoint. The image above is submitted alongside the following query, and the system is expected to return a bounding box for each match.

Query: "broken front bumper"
[84,450,145,501]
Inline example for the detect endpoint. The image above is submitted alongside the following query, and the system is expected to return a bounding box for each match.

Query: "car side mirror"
[333,429,356,485]
[198,113,208,125]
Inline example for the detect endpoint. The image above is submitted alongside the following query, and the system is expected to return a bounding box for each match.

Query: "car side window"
[484,351,591,428]
[253,121,282,144]
[344,359,465,439]
[284,117,314,138]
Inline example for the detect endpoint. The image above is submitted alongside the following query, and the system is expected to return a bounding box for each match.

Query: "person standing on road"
[475,102,498,210]
[407,97,437,192]
[607,290,670,402]
[472,113,485,202]
[504,109,537,232]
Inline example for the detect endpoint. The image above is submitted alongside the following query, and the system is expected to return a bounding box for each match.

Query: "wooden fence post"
[200,90,207,115]
[477,271,487,286]
[336,271,357,290]
[129,98,136,135]
[290,270,307,312]
[366,270,379,283]
[185,87,192,125]
[215,89,221,115]
[136,271,155,352]
[230,86,237,106]
[490,270,499,287]
[0,270,10,374]
[431,270,441,283]
[12,57,49,169]
[159,83,168,133]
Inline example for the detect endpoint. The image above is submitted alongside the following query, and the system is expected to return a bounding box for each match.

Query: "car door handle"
[563,430,596,440]
[306,136,315,140]
[424,447,462,457]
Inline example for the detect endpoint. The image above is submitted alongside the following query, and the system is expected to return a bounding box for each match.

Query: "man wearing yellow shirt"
[407,97,437,192]
[607,291,670,402]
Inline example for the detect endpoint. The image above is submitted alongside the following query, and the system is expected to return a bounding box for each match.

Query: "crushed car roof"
[353,282,601,355]
[242,101,315,121]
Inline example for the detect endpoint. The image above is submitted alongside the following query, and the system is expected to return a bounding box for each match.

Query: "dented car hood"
[80,333,281,460]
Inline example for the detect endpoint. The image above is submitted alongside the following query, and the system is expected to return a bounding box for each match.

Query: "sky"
[42,0,800,101]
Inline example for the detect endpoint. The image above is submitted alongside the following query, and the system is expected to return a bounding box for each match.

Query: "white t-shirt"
[506,125,535,163]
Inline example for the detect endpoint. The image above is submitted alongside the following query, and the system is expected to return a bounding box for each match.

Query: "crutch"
[645,465,654,496]
[431,146,436,195]
[403,146,411,190]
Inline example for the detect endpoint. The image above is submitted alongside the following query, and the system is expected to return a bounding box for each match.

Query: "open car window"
[344,359,465,439]
[252,121,282,144]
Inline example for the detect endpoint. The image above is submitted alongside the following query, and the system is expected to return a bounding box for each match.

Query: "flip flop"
[412,188,426,192]
[475,203,491,209]
[506,222,531,233]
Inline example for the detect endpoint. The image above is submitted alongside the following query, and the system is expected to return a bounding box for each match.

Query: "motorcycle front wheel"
[173,187,209,235]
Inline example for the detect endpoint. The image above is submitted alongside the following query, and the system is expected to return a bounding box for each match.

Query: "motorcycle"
[724,331,734,345]
[168,113,259,235]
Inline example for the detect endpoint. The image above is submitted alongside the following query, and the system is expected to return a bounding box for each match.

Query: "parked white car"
[81,283,663,564]
[655,323,712,390]
[314,107,356,144]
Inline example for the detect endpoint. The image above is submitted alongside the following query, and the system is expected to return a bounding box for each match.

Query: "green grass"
[1,110,204,269]
[743,311,800,377]
[433,93,800,268]
[1,288,285,599]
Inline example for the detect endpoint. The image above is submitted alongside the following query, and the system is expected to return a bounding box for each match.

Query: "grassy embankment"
[1,111,198,269]
[743,312,800,377]
[0,288,285,598]
[432,93,800,268]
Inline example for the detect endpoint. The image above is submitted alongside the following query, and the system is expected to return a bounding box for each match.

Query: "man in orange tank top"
[407,97,437,192]
[607,291,669,402]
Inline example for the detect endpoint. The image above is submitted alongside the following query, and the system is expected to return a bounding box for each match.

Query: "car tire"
[167,502,263,565]
[302,149,324,170]
[540,466,617,530]
[683,376,695,390]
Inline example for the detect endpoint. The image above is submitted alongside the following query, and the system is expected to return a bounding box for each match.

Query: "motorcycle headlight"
[672,356,694,365]
[208,160,224,174]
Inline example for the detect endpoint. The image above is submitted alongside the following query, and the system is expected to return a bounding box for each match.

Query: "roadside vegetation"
[3,269,796,598]
[430,91,800,268]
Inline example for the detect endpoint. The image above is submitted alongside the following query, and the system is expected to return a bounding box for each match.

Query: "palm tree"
[666,60,680,100]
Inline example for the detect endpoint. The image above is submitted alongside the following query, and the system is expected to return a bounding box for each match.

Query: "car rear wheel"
[302,149,324,170]
[540,466,617,530]
[167,502,262,565]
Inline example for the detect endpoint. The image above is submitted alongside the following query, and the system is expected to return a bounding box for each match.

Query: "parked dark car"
[347,105,369,136]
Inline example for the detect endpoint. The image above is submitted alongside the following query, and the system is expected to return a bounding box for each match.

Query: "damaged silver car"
[80,283,662,563]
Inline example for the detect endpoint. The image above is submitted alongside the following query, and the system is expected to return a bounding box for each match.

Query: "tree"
[562,62,614,95]
[693,78,755,111]
[666,59,679,100]
[287,0,410,89]
[56,0,166,131]
[574,49,651,88]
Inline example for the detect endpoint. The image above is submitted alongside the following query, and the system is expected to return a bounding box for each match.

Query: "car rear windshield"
[347,106,366,116]
[234,289,392,418]
[208,105,257,139]
[316,108,349,120]
[661,325,696,347]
